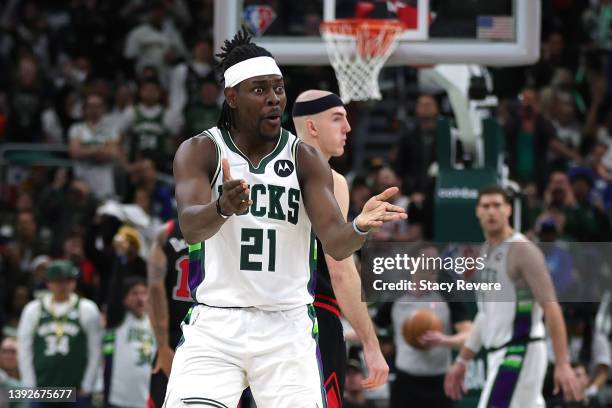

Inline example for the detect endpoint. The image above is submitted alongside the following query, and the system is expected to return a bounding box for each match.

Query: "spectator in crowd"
[536,219,575,298]
[3,285,32,338]
[66,0,116,78]
[39,173,99,255]
[587,143,612,210]
[529,31,576,89]
[550,92,583,167]
[101,226,147,303]
[0,336,23,408]
[103,275,155,408]
[370,167,409,241]
[0,337,19,381]
[123,1,188,83]
[405,187,434,241]
[107,84,134,127]
[169,37,215,115]
[62,232,97,301]
[536,170,591,241]
[344,359,377,408]
[392,94,443,196]
[28,255,50,296]
[121,79,180,172]
[183,79,221,138]
[4,210,43,279]
[569,169,611,241]
[126,158,174,222]
[83,214,122,305]
[4,1,52,70]
[5,56,48,143]
[504,87,579,192]
[68,93,121,200]
[17,260,102,407]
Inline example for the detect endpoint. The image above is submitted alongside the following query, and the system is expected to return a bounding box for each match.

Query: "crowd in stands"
[2,0,612,406]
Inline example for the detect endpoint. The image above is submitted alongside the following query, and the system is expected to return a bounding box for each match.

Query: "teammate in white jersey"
[444,185,582,407]
[164,28,406,408]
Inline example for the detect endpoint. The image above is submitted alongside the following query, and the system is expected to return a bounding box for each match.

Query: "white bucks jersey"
[106,313,156,407]
[189,126,316,311]
[477,232,545,349]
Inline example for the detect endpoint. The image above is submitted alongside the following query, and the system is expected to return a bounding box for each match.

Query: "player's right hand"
[219,158,252,216]
[153,344,175,377]
[355,187,407,231]
[554,361,584,402]
[361,345,389,390]
[444,362,467,401]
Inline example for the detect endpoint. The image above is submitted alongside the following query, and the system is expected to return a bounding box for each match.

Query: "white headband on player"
[223,56,282,88]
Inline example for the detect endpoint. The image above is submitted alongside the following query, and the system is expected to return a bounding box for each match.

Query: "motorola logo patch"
[274,160,294,177]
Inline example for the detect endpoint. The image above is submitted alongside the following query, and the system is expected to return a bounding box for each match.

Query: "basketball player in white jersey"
[293,90,389,405]
[444,185,582,407]
[164,28,406,408]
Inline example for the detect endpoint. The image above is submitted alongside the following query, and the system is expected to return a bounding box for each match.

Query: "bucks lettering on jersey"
[33,298,87,387]
[478,233,545,349]
[188,127,317,311]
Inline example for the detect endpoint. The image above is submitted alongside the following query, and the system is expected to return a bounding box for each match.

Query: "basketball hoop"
[320,19,405,103]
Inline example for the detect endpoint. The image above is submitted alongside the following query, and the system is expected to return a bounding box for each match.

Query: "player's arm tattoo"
[148,225,171,348]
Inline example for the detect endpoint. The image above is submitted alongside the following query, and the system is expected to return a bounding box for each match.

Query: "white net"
[320,20,404,103]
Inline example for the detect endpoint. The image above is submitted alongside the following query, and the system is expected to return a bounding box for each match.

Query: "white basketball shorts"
[163,304,326,408]
[478,340,547,408]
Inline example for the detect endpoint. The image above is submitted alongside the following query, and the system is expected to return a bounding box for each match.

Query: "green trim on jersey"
[290,137,301,175]
[307,230,317,296]
[219,128,289,174]
[188,243,204,302]
[202,131,222,186]
[307,304,327,408]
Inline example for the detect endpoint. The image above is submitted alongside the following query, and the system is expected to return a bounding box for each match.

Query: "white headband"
[223,56,282,88]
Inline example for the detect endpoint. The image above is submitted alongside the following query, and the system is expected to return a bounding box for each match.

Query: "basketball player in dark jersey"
[293,90,389,407]
[147,219,192,408]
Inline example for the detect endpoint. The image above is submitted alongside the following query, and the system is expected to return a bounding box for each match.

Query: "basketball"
[402,309,443,350]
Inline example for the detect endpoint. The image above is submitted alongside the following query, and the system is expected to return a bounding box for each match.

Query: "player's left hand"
[361,345,389,390]
[355,187,407,231]
[419,330,448,348]
[554,361,584,402]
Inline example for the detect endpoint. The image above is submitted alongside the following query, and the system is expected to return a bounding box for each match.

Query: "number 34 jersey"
[189,127,316,311]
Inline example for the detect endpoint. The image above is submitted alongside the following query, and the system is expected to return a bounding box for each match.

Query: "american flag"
[477,16,514,41]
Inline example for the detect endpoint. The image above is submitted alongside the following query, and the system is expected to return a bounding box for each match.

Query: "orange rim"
[320,19,404,58]
[320,18,404,35]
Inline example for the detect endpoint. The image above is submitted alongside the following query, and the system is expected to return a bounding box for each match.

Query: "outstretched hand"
[218,158,252,216]
[355,187,407,231]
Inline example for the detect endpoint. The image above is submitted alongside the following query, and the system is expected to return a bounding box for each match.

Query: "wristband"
[216,198,231,219]
[352,218,370,236]
[455,355,470,367]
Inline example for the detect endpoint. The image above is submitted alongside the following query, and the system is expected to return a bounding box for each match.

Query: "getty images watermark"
[360,241,612,303]
[370,251,501,293]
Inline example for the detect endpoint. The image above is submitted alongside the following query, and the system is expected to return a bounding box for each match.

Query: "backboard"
[214,0,541,66]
